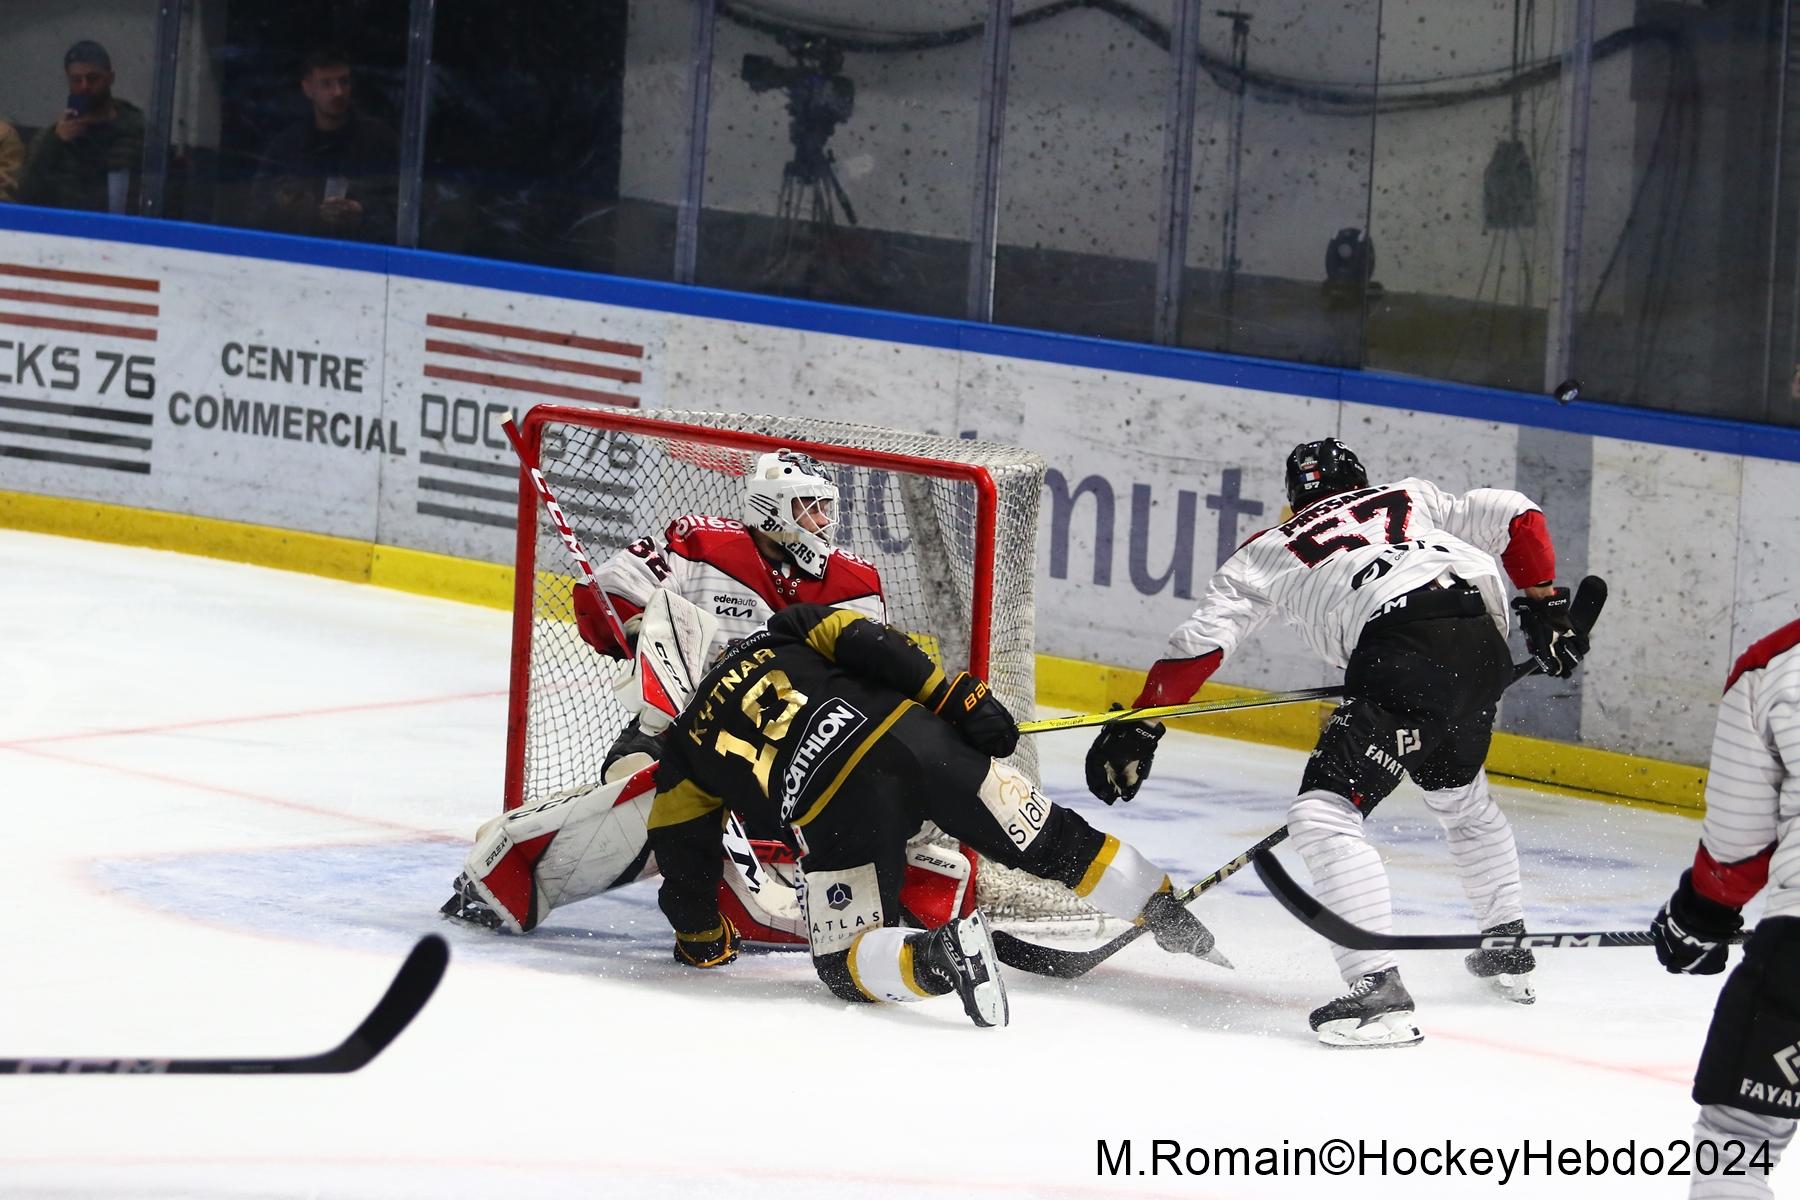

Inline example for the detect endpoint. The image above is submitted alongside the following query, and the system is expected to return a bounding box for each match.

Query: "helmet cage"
[743,449,840,578]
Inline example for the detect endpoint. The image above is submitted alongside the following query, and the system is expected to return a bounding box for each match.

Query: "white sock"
[1287,789,1396,984]
[1420,771,1523,932]
[1689,1104,1793,1198]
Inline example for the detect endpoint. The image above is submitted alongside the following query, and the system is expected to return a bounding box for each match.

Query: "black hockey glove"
[673,915,740,969]
[601,720,667,780]
[1085,706,1166,804]
[1651,870,1742,975]
[930,671,1019,759]
[1511,587,1589,679]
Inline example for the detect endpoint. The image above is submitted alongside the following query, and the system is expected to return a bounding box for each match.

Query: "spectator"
[19,41,145,212]
[249,48,398,242]
[0,119,24,202]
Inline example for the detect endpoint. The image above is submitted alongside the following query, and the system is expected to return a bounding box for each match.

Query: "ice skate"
[1464,919,1536,1004]
[438,872,503,931]
[916,910,1009,1028]
[1140,889,1233,968]
[1308,967,1423,1048]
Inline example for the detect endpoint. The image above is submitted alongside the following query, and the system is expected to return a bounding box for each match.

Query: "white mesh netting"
[512,407,1105,928]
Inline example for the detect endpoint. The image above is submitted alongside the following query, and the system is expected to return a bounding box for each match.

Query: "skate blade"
[954,911,1010,1029]
[1486,972,1536,1005]
[1315,1012,1423,1049]
[1200,945,1235,970]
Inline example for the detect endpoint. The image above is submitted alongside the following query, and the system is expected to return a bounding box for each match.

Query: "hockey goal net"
[504,405,1108,931]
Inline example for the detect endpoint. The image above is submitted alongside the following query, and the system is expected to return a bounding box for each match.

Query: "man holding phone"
[249,48,398,242]
[19,41,145,213]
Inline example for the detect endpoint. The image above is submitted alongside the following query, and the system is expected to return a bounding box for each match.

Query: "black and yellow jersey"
[647,603,949,933]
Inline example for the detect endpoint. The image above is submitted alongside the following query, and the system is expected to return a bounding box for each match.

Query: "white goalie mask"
[743,449,840,578]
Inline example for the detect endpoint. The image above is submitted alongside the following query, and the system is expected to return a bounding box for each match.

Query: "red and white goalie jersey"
[576,514,886,662]
[1139,477,1555,704]
[1689,619,1800,922]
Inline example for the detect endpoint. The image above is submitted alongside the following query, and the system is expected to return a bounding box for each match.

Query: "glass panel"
[160,0,408,244]
[1365,0,1572,392]
[421,0,662,277]
[0,5,160,213]
[1572,2,1794,425]
[993,1,1174,342]
[695,4,988,318]
[1178,3,1380,367]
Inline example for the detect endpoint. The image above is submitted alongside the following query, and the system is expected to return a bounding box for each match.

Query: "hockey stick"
[993,576,1609,978]
[1017,687,1343,735]
[992,828,1286,978]
[2,934,448,1074]
[1251,850,1749,951]
[500,412,633,652]
[1019,575,1607,736]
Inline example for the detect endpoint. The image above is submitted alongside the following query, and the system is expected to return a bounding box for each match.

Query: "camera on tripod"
[741,34,855,177]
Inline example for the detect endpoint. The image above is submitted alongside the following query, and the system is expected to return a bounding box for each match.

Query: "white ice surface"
[0,529,1777,1199]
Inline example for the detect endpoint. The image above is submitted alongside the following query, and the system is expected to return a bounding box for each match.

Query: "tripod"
[760,133,861,296]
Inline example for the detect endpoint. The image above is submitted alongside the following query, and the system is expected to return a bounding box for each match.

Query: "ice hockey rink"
[0,528,1776,1200]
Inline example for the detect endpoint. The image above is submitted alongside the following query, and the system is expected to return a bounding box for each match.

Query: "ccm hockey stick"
[1251,851,1750,951]
[1,934,448,1075]
[1017,575,1607,736]
[993,576,1608,979]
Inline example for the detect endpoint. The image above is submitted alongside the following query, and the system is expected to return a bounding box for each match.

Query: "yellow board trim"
[1073,833,1121,899]
[1037,653,1708,817]
[0,490,1708,816]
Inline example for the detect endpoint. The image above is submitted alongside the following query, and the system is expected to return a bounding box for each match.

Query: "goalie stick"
[993,575,1608,978]
[1,934,448,1074]
[1251,850,1750,951]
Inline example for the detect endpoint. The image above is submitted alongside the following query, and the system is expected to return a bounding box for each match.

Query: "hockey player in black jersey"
[646,604,1223,1027]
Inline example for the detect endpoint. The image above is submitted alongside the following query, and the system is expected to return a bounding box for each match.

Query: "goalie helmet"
[744,449,840,578]
[1285,438,1368,511]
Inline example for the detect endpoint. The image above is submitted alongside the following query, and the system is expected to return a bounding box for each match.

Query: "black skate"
[1308,967,1423,1048]
[1464,919,1536,1005]
[1140,890,1233,969]
[916,910,1009,1028]
[438,872,503,930]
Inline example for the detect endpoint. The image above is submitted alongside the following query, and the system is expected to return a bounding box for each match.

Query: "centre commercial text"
[165,341,403,455]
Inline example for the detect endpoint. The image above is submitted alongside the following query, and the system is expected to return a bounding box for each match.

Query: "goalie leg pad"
[899,839,977,927]
[1288,788,1397,984]
[1694,917,1800,1119]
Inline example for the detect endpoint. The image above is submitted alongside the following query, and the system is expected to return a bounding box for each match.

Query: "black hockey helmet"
[1284,438,1368,511]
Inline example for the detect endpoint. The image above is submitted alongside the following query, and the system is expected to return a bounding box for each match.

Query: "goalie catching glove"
[1085,705,1166,804]
[1651,869,1743,975]
[1511,586,1588,679]
[674,914,741,968]
[929,671,1019,758]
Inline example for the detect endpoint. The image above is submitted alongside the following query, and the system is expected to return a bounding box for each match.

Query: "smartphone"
[65,93,91,117]
[322,175,349,202]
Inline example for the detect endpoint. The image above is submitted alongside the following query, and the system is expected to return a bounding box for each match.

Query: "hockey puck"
[1552,378,1583,405]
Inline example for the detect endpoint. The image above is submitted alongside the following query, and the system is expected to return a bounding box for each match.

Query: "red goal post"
[502,405,1047,813]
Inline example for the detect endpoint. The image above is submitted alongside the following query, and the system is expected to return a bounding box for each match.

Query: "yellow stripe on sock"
[845,929,881,1002]
[1073,834,1122,898]
[898,937,933,998]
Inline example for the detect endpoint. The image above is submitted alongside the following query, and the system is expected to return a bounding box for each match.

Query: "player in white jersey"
[1086,438,1590,1046]
[1652,618,1800,1198]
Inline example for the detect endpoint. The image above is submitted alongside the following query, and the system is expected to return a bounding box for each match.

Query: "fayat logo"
[1776,1041,1800,1087]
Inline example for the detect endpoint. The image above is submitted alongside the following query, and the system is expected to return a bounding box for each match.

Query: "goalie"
[440,449,998,949]
[646,604,1226,1028]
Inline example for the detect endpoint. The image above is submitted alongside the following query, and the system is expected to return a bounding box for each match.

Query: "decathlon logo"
[1396,728,1422,757]
[826,882,854,910]
[1776,1042,1800,1086]
[779,700,866,818]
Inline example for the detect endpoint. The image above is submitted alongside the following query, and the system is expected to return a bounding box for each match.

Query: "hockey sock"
[1288,789,1398,983]
[845,928,953,1003]
[1421,773,1523,931]
[1069,833,1169,922]
[1691,1104,1793,1198]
